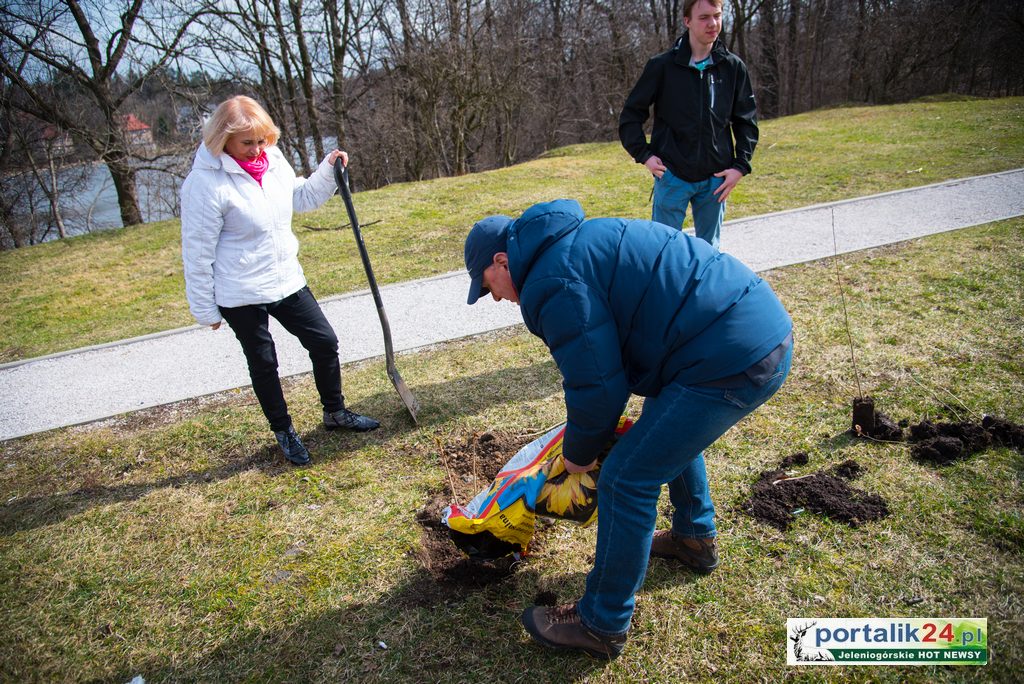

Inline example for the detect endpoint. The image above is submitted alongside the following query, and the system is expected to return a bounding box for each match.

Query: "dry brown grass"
[1,219,1021,681]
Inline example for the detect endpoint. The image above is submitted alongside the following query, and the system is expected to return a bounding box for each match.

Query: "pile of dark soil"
[908,420,989,465]
[830,459,864,480]
[850,398,905,441]
[780,452,809,468]
[405,431,534,601]
[850,397,1024,466]
[908,416,1024,465]
[412,492,519,586]
[741,454,889,531]
[863,412,905,441]
[984,415,1024,451]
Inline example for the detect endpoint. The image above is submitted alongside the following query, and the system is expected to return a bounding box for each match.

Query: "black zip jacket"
[619,33,759,182]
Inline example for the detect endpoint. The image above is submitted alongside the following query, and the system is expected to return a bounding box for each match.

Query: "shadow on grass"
[105,557,708,681]
[0,444,284,537]
[0,361,559,537]
[107,565,613,682]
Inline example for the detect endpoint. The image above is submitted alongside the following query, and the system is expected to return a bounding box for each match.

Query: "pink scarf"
[234,151,269,186]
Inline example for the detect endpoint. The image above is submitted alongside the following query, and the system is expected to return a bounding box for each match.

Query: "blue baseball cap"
[464,215,513,304]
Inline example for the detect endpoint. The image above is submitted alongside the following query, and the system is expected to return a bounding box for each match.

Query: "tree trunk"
[271,0,312,174]
[759,0,780,118]
[847,0,867,101]
[106,151,143,227]
[729,0,747,57]
[289,0,324,162]
[324,0,349,149]
[785,0,800,114]
[45,149,67,239]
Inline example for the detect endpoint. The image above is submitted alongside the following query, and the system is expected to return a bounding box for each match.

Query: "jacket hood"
[672,31,729,65]
[507,198,584,292]
[191,143,225,172]
[191,143,282,174]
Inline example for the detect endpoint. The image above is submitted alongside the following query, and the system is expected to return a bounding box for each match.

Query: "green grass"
[2,95,1023,362]
[1,215,1022,681]
[1,95,1023,681]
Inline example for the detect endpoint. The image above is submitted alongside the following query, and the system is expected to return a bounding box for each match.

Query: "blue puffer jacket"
[507,199,792,466]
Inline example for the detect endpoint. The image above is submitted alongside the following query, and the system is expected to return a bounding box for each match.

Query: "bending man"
[463,198,792,659]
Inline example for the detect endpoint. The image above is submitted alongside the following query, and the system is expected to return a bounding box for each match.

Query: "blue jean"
[652,169,726,248]
[576,345,792,636]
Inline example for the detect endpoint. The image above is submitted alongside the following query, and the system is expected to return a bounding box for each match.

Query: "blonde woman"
[181,95,379,466]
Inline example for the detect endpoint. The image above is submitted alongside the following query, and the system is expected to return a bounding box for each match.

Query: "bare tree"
[17,123,70,240]
[0,33,29,247]
[321,0,381,152]
[0,0,211,228]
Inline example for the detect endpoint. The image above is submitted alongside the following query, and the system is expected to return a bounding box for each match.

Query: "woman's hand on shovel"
[326,150,349,167]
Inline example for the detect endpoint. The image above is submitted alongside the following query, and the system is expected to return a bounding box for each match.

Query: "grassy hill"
[1,95,1022,363]
[0,96,1021,681]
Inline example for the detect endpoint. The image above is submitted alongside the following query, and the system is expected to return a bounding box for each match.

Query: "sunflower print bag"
[443,416,633,560]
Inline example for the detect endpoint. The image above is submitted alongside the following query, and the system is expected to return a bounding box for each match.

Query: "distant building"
[121,113,155,152]
[10,113,73,159]
[40,123,73,156]
[176,103,214,139]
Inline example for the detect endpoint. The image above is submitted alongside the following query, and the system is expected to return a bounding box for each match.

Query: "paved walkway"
[2,169,1023,440]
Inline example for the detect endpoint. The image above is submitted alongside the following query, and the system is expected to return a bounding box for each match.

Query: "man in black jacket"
[619,0,758,249]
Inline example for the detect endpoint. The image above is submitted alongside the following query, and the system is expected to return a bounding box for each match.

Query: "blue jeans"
[576,344,793,636]
[652,169,726,248]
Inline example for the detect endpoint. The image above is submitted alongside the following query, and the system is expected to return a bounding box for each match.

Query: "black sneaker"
[323,408,380,432]
[649,530,719,574]
[521,603,626,660]
[274,425,311,465]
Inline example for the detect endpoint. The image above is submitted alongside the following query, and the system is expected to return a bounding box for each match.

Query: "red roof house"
[120,114,154,149]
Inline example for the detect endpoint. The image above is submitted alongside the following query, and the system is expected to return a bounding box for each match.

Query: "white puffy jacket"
[180,144,338,325]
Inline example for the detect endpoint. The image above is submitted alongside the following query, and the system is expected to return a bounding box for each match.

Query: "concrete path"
[2,169,1022,440]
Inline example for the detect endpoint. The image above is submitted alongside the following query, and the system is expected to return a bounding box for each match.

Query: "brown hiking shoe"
[520,603,626,660]
[650,530,719,574]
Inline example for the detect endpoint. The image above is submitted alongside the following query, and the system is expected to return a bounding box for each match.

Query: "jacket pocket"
[708,73,733,121]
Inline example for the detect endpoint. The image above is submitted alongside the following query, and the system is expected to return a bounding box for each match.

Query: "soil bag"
[443,416,633,560]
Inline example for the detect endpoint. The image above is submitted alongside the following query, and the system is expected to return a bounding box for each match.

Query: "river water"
[7,161,185,243]
[13,139,335,243]
[72,163,183,231]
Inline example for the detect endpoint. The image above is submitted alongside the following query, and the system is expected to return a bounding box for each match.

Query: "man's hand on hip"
[712,168,743,202]
[644,155,667,179]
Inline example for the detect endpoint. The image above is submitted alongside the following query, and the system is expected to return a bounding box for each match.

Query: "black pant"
[220,286,344,432]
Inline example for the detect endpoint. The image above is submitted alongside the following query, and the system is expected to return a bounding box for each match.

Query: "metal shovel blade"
[334,160,420,423]
[386,358,418,421]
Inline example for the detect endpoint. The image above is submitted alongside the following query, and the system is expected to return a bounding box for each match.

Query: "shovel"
[333,159,419,423]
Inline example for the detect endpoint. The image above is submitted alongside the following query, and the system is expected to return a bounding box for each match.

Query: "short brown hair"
[684,0,723,19]
[203,95,280,155]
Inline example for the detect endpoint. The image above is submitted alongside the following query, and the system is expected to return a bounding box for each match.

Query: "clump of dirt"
[780,452,809,468]
[850,398,905,441]
[741,454,889,530]
[400,430,535,606]
[850,397,1024,460]
[984,415,1024,451]
[867,412,905,441]
[851,397,876,435]
[412,491,519,586]
[830,459,864,480]
[909,420,991,451]
[907,416,1024,466]
[910,436,966,465]
[534,590,558,606]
